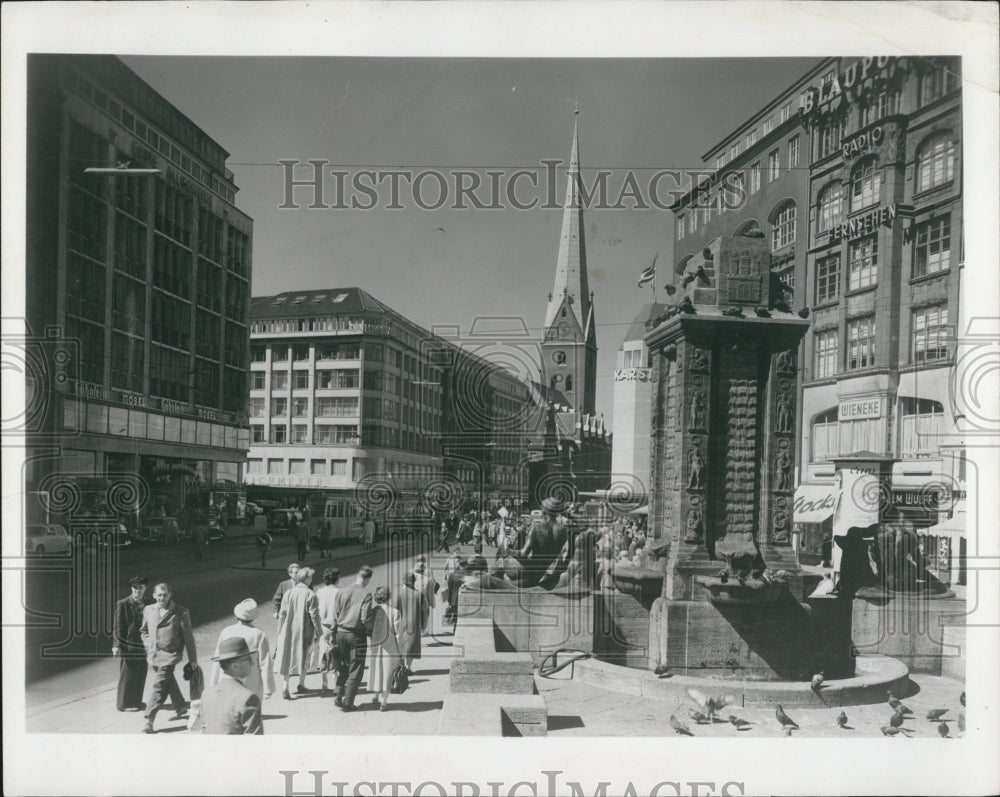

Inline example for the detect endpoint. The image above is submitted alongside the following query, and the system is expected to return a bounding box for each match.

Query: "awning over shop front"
[793,484,837,525]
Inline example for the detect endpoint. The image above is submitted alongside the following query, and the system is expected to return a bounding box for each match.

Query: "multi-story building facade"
[25,55,253,520]
[669,55,964,570]
[245,289,531,519]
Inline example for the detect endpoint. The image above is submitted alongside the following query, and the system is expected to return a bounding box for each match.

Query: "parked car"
[245,501,261,519]
[267,508,303,533]
[26,524,73,557]
[140,517,180,543]
[96,521,132,549]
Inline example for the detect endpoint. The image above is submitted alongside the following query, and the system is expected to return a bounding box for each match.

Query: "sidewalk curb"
[27,681,118,718]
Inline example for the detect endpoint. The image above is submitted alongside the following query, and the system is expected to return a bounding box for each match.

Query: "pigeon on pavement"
[881,726,901,736]
[811,672,825,692]
[670,714,694,736]
[688,708,709,724]
[926,709,948,721]
[776,704,799,730]
[889,711,905,728]
[958,713,965,732]
[836,711,848,728]
[938,722,950,738]
[729,715,752,730]
[960,691,965,707]
[887,692,913,714]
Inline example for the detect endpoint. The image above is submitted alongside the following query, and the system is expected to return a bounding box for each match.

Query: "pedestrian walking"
[291,513,309,561]
[256,531,273,568]
[315,567,341,691]
[331,565,374,711]
[193,517,207,560]
[435,521,451,553]
[209,599,274,703]
[391,571,427,672]
[363,516,376,551]
[140,583,199,733]
[272,563,300,619]
[412,559,439,636]
[319,521,333,558]
[200,638,264,735]
[366,586,402,712]
[274,567,322,699]
[112,576,152,711]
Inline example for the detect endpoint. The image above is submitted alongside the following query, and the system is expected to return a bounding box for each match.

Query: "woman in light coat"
[210,598,275,702]
[273,567,321,699]
[366,586,402,711]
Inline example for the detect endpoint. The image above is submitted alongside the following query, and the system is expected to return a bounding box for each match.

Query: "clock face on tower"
[553,351,567,364]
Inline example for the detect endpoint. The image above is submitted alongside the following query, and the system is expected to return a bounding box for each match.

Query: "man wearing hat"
[516,497,570,588]
[112,576,152,711]
[210,599,274,702]
[200,638,264,735]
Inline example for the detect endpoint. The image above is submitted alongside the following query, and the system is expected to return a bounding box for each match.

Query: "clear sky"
[122,56,817,427]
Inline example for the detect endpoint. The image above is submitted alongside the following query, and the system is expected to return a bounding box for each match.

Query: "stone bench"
[448,618,536,694]
[438,692,547,737]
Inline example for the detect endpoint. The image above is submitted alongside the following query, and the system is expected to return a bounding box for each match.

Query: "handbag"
[389,660,409,695]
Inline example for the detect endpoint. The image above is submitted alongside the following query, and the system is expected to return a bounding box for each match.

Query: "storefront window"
[900,398,944,458]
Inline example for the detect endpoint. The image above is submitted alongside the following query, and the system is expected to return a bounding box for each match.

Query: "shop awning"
[793,484,837,524]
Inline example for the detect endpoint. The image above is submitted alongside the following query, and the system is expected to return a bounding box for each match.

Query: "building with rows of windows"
[669,56,964,569]
[245,288,532,518]
[25,55,253,521]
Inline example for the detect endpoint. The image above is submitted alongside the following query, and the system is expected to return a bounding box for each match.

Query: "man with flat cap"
[200,637,264,735]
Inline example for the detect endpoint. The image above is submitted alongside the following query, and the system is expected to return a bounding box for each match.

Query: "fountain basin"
[696,576,787,606]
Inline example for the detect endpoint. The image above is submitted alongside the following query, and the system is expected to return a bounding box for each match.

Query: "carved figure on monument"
[772,509,790,543]
[684,507,703,544]
[776,350,796,374]
[688,348,710,373]
[774,450,792,492]
[775,391,793,434]
[511,496,569,589]
[688,447,705,490]
[690,390,707,430]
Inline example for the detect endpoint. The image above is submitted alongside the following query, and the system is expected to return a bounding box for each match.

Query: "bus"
[321,497,365,543]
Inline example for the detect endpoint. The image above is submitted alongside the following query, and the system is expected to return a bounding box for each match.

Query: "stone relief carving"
[775,390,793,434]
[690,388,707,430]
[684,506,703,544]
[774,449,792,492]
[688,446,705,490]
[688,347,710,374]
[775,349,796,375]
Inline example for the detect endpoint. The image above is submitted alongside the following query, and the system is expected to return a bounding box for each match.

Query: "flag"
[637,255,657,287]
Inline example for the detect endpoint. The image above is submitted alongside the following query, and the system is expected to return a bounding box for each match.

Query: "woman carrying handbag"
[366,586,403,711]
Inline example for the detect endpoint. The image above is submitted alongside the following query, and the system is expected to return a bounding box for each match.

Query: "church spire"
[543,113,591,334]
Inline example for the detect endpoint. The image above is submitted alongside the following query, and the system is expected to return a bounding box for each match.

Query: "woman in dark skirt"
[112,576,152,711]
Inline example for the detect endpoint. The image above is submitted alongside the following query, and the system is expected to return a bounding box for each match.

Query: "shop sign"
[800,56,897,115]
[842,125,884,160]
[839,396,883,420]
[118,391,146,407]
[614,368,652,382]
[793,491,836,516]
[74,380,110,400]
[245,474,329,488]
[160,398,188,415]
[893,488,950,510]
[828,203,898,243]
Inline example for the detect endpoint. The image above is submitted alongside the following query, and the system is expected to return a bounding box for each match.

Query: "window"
[916,133,956,192]
[247,458,263,474]
[270,425,286,444]
[267,458,283,475]
[839,413,882,457]
[251,425,265,443]
[847,317,876,370]
[852,159,881,212]
[762,117,773,135]
[730,141,741,160]
[249,397,266,417]
[293,370,309,389]
[676,214,685,240]
[749,161,761,194]
[332,459,347,476]
[771,202,796,251]
[565,374,574,391]
[779,102,792,123]
[849,235,877,290]
[814,329,838,378]
[768,149,780,182]
[817,183,844,232]
[311,459,327,476]
[271,397,287,417]
[314,424,358,445]
[316,396,359,417]
[819,120,843,158]
[787,135,800,169]
[289,458,306,474]
[293,344,309,361]
[715,155,726,170]
[900,398,945,458]
[292,425,308,443]
[689,209,698,233]
[271,346,288,362]
[860,90,901,127]
[920,60,960,105]
[746,129,758,148]
[250,372,265,390]
[913,305,950,363]
[271,371,288,390]
[812,408,839,461]
[293,397,309,417]
[815,255,841,304]
[913,216,952,276]
[251,345,266,363]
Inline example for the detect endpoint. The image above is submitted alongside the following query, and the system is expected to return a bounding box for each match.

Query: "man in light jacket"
[140,582,199,733]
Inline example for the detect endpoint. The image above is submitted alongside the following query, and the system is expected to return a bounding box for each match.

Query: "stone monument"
[644,235,853,680]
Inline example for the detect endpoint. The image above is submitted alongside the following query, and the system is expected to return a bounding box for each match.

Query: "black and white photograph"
[3,2,998,795]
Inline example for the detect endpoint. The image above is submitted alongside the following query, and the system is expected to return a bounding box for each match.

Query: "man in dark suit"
[200,637,264,734]
[112,576,152,711]
[140,582,199,733]
[272,562,300,618]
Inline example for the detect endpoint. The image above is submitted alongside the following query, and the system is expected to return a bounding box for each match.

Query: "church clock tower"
[541,113,598,416]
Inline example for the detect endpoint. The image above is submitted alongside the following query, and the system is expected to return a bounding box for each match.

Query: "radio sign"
[839,396,883,420]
